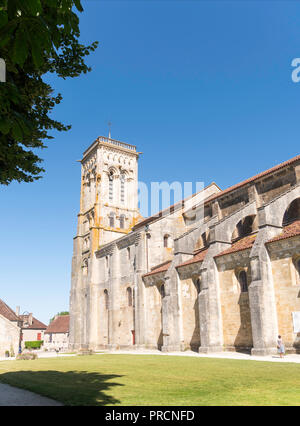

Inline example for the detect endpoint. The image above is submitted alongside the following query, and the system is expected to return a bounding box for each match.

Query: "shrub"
[16,352,38,360]
[10,345,15,358]
[5,350,10,357]
[24,340,44,350]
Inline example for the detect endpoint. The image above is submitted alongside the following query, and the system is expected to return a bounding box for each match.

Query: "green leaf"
[12,24,28,66]
[0,118,11,134]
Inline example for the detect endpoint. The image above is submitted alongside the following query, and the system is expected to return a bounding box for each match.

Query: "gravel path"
[0,383,63,406]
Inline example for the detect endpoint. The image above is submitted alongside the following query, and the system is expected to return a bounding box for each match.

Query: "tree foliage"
[0,0,98,185]
[49,310,69,323]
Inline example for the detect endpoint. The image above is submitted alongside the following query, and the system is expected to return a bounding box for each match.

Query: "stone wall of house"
[44,333,69,350]
[0,314,20,357]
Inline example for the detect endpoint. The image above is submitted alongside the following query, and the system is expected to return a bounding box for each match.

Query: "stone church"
[69,136,300,355]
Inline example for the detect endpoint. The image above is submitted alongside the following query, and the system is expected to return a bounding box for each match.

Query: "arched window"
[283,198,300,226]
[120,214,125,229]
[160,284,165,298]
[164,235,169,248]
[239,271,248,293]
[109,171,114,202]
[127,287,132,307]
[127,247,131,260]
[232,215,257,242]
[120,173,125,204]
[104,290,109,310]
[109,212,115,227]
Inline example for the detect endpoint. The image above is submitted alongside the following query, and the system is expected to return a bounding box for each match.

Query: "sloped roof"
[266,220,300,244]
[206,154,300,205]
[215,234,257,258]
[143,261,172,278]
[45,315,70,334]
[19,315,47,330]
[0,299,19,322]
[176,248,208,268]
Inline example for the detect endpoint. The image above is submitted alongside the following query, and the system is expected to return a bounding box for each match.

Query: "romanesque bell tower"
[69,136,141,350]
[78,136,141,253]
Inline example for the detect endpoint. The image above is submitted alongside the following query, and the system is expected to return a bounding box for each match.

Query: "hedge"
[24,340,44,349]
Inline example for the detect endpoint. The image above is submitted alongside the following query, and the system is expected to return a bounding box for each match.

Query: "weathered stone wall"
[180,278,200,350]
[0,314,20,357]
[217,261,253,351]
[269,238,300,352]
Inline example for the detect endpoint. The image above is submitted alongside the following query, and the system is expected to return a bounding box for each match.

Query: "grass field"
[0,354,300,406]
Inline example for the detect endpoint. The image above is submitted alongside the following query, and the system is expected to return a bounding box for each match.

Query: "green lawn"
[0,354,300,405]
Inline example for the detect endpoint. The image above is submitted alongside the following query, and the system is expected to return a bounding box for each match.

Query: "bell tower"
[78,135,141,253]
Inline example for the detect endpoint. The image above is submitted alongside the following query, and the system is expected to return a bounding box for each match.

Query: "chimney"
[15,306,20,317]
[28,313,33,326]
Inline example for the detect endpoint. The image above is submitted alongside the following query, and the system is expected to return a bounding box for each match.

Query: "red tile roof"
[176,248,208,268]
[19,315,47,330]
[45,315,70,334]
[215,234,257,258]
[143,261,172,278]
[266,220,300,244]
[0,299,20,322]
[206,154,300,204]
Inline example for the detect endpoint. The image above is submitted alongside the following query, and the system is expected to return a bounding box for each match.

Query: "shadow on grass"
[0,370,124,406]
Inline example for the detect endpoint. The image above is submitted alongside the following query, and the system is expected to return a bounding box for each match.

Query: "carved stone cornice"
[116,232,141,250]
[95,243,116,258]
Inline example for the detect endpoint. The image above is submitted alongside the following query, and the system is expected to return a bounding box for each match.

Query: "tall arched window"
[160,284,165,298]
[120,172,125,204]
[120,214,125,229]
[109,212,115,227]
[109,171,114,202]
[239,271,248,293]
[127,287,132,307]
[104,290,109,310]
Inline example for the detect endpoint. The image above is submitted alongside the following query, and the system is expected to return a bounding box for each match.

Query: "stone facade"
[0,314,20,357]
[69,137,300,355]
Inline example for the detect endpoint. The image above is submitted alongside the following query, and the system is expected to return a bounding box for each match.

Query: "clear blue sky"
[1,1,300,324]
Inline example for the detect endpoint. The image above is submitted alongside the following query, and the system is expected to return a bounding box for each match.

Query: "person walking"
[277,335,285,359]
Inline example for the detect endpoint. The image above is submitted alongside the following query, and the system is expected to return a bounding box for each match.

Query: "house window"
[239,271,248,293]
[127,287,132,307]
[160,284,166,298]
